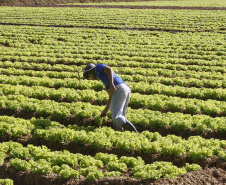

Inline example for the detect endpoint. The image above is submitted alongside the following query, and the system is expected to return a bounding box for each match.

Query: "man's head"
[83,63,97,80]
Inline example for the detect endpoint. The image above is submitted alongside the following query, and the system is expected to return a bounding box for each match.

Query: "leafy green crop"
[0,179,14,185]
[1,141,204,181]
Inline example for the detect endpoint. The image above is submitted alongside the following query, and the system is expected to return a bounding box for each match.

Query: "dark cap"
[83,63,96,79]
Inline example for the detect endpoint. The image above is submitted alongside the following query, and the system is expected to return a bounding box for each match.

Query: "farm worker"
[83,63,139,133]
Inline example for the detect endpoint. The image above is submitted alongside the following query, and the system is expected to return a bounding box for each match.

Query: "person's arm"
[100,93,112,117]
[100,66,116,117]
[103,66,116,95]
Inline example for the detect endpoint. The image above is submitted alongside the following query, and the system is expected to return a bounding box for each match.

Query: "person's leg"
[110,84,128,128]
[122,89,130,117]
[110,84,138,133]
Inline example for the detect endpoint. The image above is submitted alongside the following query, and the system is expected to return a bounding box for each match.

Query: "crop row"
[1,38,225,64]
[130,93,225,116]
[1,41,225,68]
[1,43,225,68]
[0,57,225,76]
[0,141,203,181]
[0,25,225,67]
[0,70,225,90]
[1,23,225,49]
[0,83,225,112]
[3,32,226,56]
[0,59,225,85]
[1,85,226,116]
[2,31,225,59]
[0,56,225,79]
[0,96,225,133]
[0,60,225,80]
[1,80,225,102]
[1,64,226,92]
[31,126,226,161]
[1,40,225,73]
[0,108,225,139]
[116,67,225,80]
[0,61,82,72]
[0,7,225,32]
[70,0,226,7]
[0,116,226,162]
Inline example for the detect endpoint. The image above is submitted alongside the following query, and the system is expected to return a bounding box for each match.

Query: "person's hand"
[100,109,108,117]
[109,84,116,94]
[106,85,116,96]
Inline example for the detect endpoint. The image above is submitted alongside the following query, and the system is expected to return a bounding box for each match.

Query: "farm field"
[65,0,226,7]
[0,0,226,184]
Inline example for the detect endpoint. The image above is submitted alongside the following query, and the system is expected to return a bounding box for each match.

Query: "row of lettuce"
[0,68,225,88]
[0,66,225,90]
[1,46,225,69]
[0,25,225,67]
[0,60,225,82]
[0,82,225,103]
[65,0,226,7]
[0,141,203,181]
[1,48,225,67]
[0,83,225,116]
[0,69,226,89]
[0,94,225,132]
[0,60,225,78]
[0,116,226,161]
[0,7,225,32]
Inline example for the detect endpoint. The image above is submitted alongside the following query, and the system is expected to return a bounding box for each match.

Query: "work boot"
[113,122,124,132]
[122,121,139,134]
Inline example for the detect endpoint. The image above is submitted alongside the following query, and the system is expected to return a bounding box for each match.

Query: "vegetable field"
[0,1,225,184]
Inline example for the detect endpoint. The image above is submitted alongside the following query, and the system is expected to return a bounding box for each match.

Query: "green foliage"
[29,159,53,174]
[104,171,121,177]
[94,153,118,165]
[133,161,187,179]
[119,156,144,168]
[0,152,5,164]
[9,158,31,171]
[0,179,14,185]
[59,164,79,179]
[79,166,104,181]
[107,162,127,172]
[184,163,202,172]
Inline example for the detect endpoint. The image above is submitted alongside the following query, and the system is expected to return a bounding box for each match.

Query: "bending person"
[83,63,138,133]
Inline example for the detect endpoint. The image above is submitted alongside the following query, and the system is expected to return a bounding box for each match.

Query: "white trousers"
[110,83,131,127]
